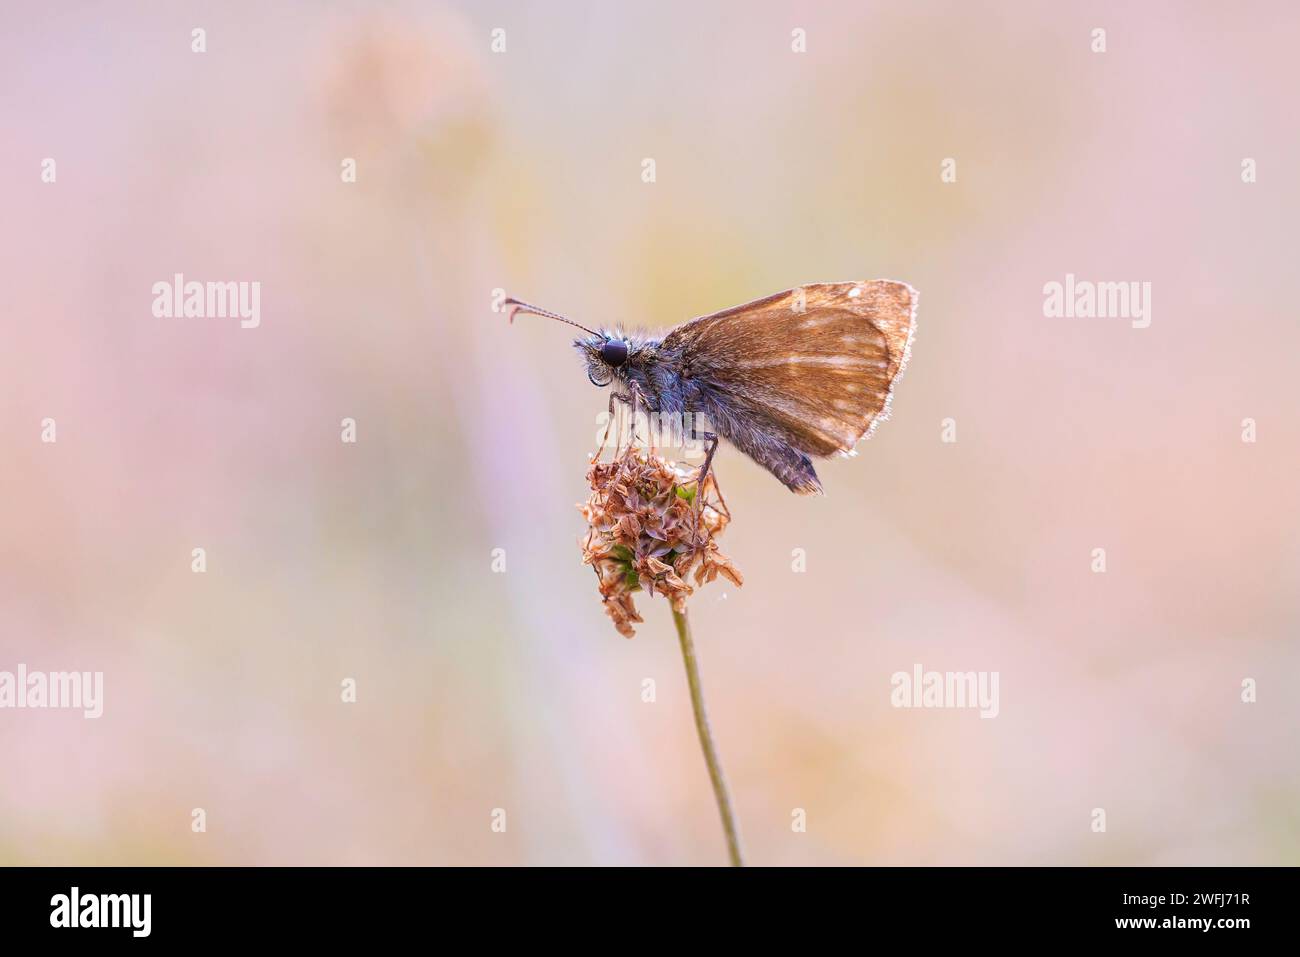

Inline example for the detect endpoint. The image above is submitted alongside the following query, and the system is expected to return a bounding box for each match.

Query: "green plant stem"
[671,606,745,867]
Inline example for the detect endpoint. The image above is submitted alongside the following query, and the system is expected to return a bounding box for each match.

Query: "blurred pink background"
[2,0,1297,865]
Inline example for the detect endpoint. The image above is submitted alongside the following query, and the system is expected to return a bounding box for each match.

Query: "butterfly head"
[577,333,631,387]
[499,298,653,391]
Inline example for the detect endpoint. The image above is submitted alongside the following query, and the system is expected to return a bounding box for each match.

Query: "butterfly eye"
[600,339,629,367]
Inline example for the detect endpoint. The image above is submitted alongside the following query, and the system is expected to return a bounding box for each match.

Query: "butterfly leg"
[607,391,630,417]
[696,431,719,489]
[604,385,651,452]
[691,424,729,512]
[625,381,647,447]
[603,391,630,453]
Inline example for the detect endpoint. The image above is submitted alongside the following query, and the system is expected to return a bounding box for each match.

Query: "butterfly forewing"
[662,281,917,457]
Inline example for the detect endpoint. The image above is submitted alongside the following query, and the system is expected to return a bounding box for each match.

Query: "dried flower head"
[580,443,742,638]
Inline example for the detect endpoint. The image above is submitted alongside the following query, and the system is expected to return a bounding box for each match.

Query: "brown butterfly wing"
[662,281,917,464]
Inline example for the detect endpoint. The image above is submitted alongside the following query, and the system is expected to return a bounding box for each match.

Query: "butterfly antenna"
[502,298,599,337]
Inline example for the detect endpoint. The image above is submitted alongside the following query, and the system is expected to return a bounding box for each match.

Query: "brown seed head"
[579,446,742,638]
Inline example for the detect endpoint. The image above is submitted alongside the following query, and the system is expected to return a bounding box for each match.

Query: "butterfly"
[505,281,916,494]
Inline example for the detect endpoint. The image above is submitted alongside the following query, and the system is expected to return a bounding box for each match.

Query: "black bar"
[0,866,1288,943]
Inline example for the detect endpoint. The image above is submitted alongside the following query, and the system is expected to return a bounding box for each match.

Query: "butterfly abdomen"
[761,446,822,495]
[692,387,824,494]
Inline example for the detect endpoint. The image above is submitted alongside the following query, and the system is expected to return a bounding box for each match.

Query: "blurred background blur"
[2,0,1297,865]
